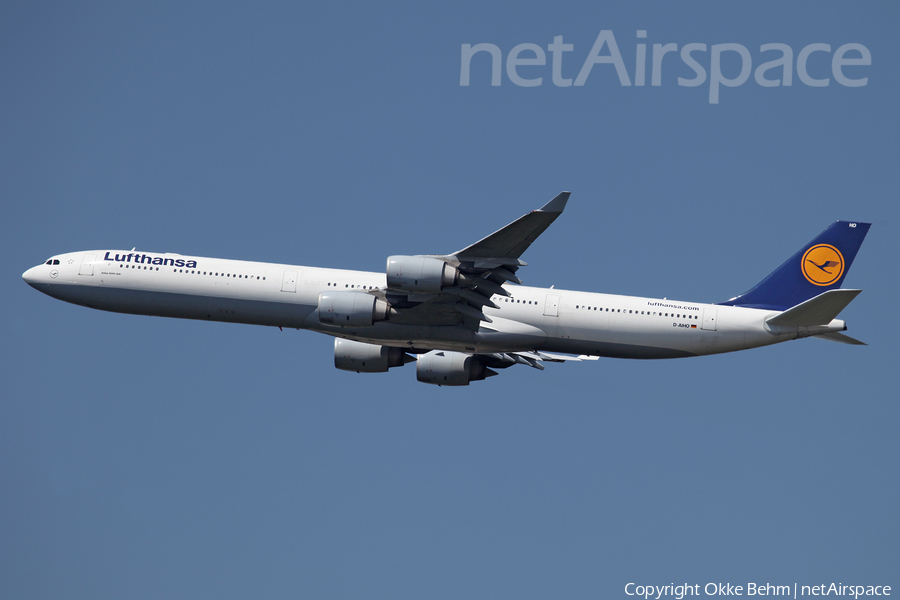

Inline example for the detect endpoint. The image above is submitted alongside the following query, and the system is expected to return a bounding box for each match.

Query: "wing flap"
[451,302,492,323]
[472,350,598,372]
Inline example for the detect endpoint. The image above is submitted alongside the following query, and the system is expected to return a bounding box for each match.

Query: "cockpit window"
[53,260,60,265]
[45,260,52,265]
[45,259,60,265]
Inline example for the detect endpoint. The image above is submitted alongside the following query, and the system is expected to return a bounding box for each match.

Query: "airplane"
[22,193,871,385]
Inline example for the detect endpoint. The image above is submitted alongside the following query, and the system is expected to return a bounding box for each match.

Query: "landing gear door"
[78,253,97,276]
[702,308,717,331]
[544,294,560,317]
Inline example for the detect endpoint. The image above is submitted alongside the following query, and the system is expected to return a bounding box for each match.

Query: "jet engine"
[318,292,389,327]
[386,256,458,293]
[415,350,498,386]
[334,338,415,373]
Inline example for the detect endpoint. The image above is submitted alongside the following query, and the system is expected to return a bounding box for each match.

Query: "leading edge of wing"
[452,192,570,260]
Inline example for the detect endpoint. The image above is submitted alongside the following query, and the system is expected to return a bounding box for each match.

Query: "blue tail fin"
[717,220,871,311]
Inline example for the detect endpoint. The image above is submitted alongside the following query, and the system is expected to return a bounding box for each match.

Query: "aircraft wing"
[452,191,570,260]
[384,192,570,331]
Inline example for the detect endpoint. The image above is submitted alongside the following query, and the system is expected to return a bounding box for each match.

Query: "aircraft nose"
[22,265,43,287]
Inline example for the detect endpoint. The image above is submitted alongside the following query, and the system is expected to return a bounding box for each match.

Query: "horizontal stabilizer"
[815,332,866,345]
[766,289,861,328]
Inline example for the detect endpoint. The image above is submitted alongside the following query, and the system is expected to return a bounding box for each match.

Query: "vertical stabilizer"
[717,220,870,311]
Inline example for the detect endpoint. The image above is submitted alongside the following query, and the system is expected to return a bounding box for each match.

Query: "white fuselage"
[23,250,832,359]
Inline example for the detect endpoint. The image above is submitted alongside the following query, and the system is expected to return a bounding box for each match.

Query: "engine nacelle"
[318,292,389,327]
[386,256,458,293]
[416,350,495,386]
[334,338,414,373]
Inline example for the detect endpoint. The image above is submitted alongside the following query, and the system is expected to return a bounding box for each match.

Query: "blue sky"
[2,2,898,598]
